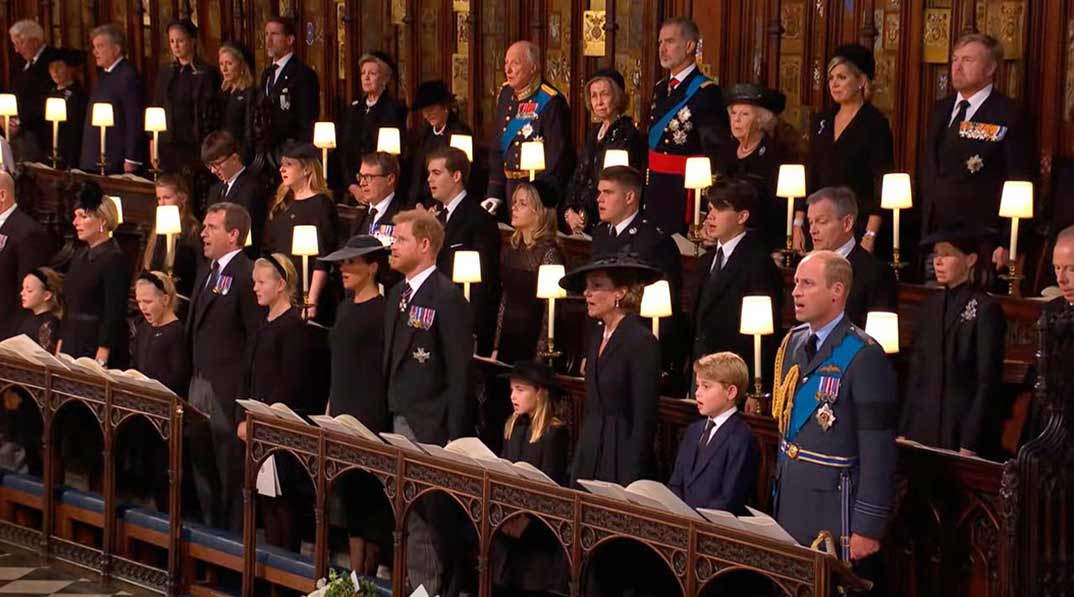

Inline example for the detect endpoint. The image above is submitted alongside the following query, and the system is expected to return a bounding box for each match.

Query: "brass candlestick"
[889,247,908,281]
[687,223,704,256]
[781,235,797,269]
[1000,262,1023,296]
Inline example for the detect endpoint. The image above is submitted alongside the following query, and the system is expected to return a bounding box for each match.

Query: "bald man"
[773,250,896,587]
[483,40,572,220]
[0,171,54,339]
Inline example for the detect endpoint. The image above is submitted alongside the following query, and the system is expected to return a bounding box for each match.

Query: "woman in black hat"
[900,224,1006,459]
[46,48,87,168]
[494,181,565,363]
[217,41,259,165]
[563,69,646,235]
[807,43,894,256]
[560,253,663,486]
[408,80,474,208]
[339,52,408,200]
[265,142,340,323]
[718,83,788,251]
[490,360,570,596]
[153,19,221,176]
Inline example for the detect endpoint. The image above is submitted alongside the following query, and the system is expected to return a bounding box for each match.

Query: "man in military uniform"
[645,17,728,235]
[920,32,1032,270]
[483,40,572,221]
[773,250,896,585]
[259,17,319,165]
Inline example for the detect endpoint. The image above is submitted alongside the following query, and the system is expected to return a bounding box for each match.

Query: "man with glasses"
[201,130,265,254]
[352,151,404,288]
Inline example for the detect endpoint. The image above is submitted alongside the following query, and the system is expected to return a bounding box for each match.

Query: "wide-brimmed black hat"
[49,48,85,67]
[359,51,396,75]
[831,43,875,79]
[586,68,626,92]
[319,234,390,262]
[919,222,997,248]
[280,141,320,162]
[412,80,454,111]
[723,83,786,115]
[75,181,105,212]
[499,360,564,396]
[559,251,664,294]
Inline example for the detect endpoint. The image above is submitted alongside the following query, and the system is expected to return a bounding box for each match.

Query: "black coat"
[691,230,783,384]
[206,168,267,252]
[351,193,404,237]
[564,115,646,231]
[0,207,53,339]
[59,239,131,368]
[11,45,61,160]
[259,56,319,156]
[219,86,258,164]
[187,252,266,420]
[571,313,661,486]
[900,285,1006,456]
[48,83,87,169]
[717,133,786,251]
[808,102,894,236]
[329,296,389,433]
[667,412,759,516]
[436,193,502,356]
[132,319,190,395]
[248,307,315,411]
[920,90,1033,233]
[153,59,221,171]
[846,243,898,328]
[407,116,472,208]
[337,92,408,193]
[383,270,474,445]
[80,58,146,172]
[645,67,728,234]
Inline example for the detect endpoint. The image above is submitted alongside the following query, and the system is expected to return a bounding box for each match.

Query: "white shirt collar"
[405,264,437,296]
[0,202,16,229]
[104,56,124,73]
[25,45,46,69]
[370,192,395,224]
[213,248,243,274]
[809,313,845,346]
[835,236,856,258]
[225,166,246,190]
[613,210,639,236]
[716,230,747,260]
[443,189,467,222]
[272,52,293,81]
[672,62,697,84]
[705,407,737,442]
[951,84,993,123]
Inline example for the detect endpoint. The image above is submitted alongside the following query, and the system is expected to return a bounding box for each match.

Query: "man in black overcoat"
[259,17,319,165]
[8,19,59,162]
[79,24,145,173]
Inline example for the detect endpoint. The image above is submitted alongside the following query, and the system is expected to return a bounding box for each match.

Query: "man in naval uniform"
[645,17,727,235]
[483,40,572,220]
[772,250,896,589]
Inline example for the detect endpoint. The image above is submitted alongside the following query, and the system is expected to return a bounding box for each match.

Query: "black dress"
[494,239,564,363]
[900,283,1007,458]
[491,418,570,594]
[132,319,190,395]
[265,193,341,322]
[807,102,894,246]
[718,133,786,251]
[154,60,221,175]
[407,115,474,208]
[17,311,59,354]
[328,295,388,431]
[220,85,258,165]
[60,239,131,368]
[564,115,646,233]
[47,83,87,169]
[337,93,408,194]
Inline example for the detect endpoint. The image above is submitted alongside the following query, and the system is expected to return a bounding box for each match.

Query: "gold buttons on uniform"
[786,444,800,459]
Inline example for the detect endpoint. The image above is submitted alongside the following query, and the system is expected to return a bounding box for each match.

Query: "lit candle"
[999,181,1033,264]
[776,164,806,241]
[313,122,337,179]
[880,173,912,251]
[144,107,167,168]
[291,225,320,300]
[684,157,713,228]
[536,264,566,343]
[739,295,775,389]
[452,250,482,302]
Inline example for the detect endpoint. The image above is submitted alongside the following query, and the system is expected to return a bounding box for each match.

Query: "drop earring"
[614,297,620,309]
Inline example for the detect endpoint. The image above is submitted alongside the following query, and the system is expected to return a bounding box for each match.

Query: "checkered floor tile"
[0,545,150,596]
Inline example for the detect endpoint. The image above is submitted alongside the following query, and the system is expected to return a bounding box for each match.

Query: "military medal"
[518,101,538,120]
[816,403,837,431]
[958,121,1008,142]
[966,154,983,173]
[678,106,692,121]
[279,90,291,111]
[520,123,534,139]
[817,376,841,403]
[672,130,688,145]
[408,305,436,330]
[214,275,233,296]
[668,118,680,131]
[412,347,431,363]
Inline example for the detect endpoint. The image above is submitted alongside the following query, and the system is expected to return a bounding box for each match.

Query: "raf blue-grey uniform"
[773,316,897,555]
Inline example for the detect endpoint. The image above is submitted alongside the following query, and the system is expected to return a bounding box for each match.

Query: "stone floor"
[0,544,154,596]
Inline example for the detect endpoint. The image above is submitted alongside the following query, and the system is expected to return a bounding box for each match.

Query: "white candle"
[652,316,660,337]
[547,297,556,342]
[51,122,59,162]
[753,334,762,384]
[165,233,175,270]
[152,131,159,165]
[463,282,471,302]
[302,255,310,297]
[893,208,901,251]
[693,190,701,229]
[1009,217,1020,263]
[100,127,107,161]
[785,196,794,237]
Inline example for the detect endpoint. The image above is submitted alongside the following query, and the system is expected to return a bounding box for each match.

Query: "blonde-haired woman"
[494,181,565,362]
[19,268,63,353]
[58,182,131,368]
[217,41,258,163]
[240,252,315,550]
[265,142,340,322]
[143,173,203,300]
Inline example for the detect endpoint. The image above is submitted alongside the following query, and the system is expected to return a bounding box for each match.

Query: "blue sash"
[785,333,865,442]
[647,75,708,149]
[500,87,554,154]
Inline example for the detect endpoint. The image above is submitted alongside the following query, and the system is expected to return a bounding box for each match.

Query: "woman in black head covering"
[216,41,259,165]
[564,68,646,235]
[807,43,894,257]
[408,80,474,208]
[338,52,408,201]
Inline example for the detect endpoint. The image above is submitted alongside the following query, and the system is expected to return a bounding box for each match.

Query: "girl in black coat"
[143,174,203,302]
[18,267,62,353]
[900,225,1007,458]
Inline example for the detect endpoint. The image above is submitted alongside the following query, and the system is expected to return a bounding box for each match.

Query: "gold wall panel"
[924,8,952,64]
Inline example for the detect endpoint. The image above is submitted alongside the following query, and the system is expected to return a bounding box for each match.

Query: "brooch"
[966,154,983,174]
[682,121,693,132]
[960,298,978,322]
[412,347,431,364]
[628,227,638,235]
[520,123,534,139]
[759,145,766,156]
[816,403,837,431]
[817,119,827,136]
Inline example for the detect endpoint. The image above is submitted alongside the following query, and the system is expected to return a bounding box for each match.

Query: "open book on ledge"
[0,338,177,397]
[696,506,799,546]
[377,434,556,485]
[310,414,382,443]
[0,334,68,370]
[236,399,306,424]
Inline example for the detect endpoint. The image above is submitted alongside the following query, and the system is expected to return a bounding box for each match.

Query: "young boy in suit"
[668,352,760,515]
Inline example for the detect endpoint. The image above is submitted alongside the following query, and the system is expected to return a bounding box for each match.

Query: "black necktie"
[398,283,413,313]
[204,261,220,295]
[711,246,725,274]
[265,63,278,93]
[698,418,714,446]
[803,333,819,364]
[368,207,378,232]
[437,208,448,225]
[950,99,970,130]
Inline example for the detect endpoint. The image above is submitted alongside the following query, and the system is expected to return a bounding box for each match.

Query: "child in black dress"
[18,267,62,353]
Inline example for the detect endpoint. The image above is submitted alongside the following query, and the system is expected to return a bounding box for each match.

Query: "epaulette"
[847,324,877,345]
[540,83,558,97]
[700,80,716,88]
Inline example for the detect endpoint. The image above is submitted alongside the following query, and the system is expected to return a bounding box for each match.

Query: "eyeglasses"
[205,156,233,171]
[357,173,388,183]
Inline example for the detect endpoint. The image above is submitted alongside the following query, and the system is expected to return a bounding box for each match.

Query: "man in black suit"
[353,151,405,289]
[806,186,896,327]
[260,17,319,164]
[645,17,728,234]
[692,181,783,389]
[79,24,145,173]
[8,19,59,162]
[920,32,1032,270]
[201,131,265,249]
[384,208,473,596]
[186,202,265,530]
[0,172,53,339]
[427,145,500,356]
